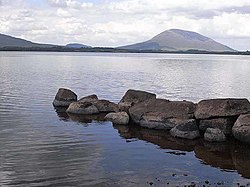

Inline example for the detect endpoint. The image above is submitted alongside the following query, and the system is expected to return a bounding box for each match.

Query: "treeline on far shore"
[0,46,249,55]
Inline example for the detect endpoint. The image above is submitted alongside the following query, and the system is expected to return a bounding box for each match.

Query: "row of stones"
[53,88,250,144]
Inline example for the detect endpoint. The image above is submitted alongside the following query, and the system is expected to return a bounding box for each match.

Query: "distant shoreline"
[0,47,249,55]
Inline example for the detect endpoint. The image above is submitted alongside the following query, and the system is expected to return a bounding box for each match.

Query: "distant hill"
[65,43,91,49]
[119,29,235,52]
[0,33,57,48]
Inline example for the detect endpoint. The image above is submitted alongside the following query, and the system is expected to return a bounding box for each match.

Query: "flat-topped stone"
[195,98,250,119]
[118,89,156,112]
[129,99,196,130]
[232,114,250,144]
[53,88,77,107]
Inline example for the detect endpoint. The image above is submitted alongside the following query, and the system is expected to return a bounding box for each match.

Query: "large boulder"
[78,94,98,103]
[129,99,196,130]
[53,88,77,107]
[105,112,130,125]
[232,114,250,144]
[204,128,226,142]
[170,119,200,140]
[66,101,99,115]
[93,100,119,113]
[118,89,156,112]
[199,118,236,135]
[195,99,250,119]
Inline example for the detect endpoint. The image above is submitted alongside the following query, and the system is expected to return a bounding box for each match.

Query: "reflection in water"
[59,108,250,180]
[112,122,250,179]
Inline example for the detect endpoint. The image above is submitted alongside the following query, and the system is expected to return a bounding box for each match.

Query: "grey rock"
[199,118,236,135]
[78,94,98,103]
[232,114,250,144]
[105,112,130,125]
[204,128,226,142]
[129,99,196,130]
[118,89,156,112]
[93,100,119,113]
[195,98,250,119]
[66,101,99,115]
[170,119,200,139]
[53,88,77,107]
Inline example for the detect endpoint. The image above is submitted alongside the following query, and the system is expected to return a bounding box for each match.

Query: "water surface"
[1,52,250,186]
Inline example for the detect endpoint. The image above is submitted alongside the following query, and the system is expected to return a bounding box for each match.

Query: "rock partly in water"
[195,99,250,119]
[232,114,250,144]
[66,101,99,115]
[204,128,226,142]
[93,100,119,113]
[53,88,77,107]
[199,118,236,135]
[78,94,98,103]
[170,119,200,140]
[129,99,196,130]
[118,89,156,112]
[105,112,130,125]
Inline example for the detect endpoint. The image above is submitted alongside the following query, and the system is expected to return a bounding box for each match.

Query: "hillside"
[119,29,235,52]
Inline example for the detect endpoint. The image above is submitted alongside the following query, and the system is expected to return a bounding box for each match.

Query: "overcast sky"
[0,0,250,50]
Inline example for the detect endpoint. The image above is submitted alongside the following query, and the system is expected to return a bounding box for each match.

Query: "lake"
[0,52,250,186]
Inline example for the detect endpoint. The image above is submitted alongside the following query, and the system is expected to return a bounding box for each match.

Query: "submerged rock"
[204,128,226,142]
[105,112,129,125]
[232,114,250,144]
[66,101,99,115]
[53,88,77,107]
[170,119,200,139]
[118,89,156,112]
[199,118,236,135]
[129,99,196,130]
[195,98,250,119]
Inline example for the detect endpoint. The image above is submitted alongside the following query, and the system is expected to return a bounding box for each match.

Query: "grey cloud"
[221,5,250,14]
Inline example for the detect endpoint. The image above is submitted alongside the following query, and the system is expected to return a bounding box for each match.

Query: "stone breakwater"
[53,88,250,144]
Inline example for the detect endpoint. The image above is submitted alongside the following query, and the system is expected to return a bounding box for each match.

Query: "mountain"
[119,29,235,52]
[0,33,57,48]
[65,43,91,49]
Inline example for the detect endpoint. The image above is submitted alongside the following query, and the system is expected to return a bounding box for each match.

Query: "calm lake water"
[0,52,250,186]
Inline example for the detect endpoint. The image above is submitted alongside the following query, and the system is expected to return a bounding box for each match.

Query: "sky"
[0,0,250,51]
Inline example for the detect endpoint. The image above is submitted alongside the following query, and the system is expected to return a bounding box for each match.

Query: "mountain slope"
[120,29,235,52]
[0,33,57,48]
[65,43,91,49]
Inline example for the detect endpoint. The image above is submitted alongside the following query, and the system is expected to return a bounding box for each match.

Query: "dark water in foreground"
[0,52,250,186]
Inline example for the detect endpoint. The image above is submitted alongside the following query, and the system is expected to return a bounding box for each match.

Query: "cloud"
[47,0,93,9]
[0,0,250,50]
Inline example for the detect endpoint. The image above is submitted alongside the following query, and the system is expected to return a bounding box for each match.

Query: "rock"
[199,118,236,135]
[53,88,77,107]
[129,99,196,130]
[170,119,200,139]
[195,98,250,119]
[78,94,98,103]
[93,100,119,113]
[232,114,250,144]
[66,101,99,115]
[105,112,130,125]
[118,89,156,112]
[204,128,226,142]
